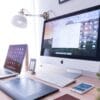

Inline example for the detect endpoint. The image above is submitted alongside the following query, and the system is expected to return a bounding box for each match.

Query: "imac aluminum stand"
[64,69,82,79]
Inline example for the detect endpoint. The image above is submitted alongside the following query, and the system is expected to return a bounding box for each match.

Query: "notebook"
[0,77,59,100]
[54,94,79,100]
[0,44,27,79]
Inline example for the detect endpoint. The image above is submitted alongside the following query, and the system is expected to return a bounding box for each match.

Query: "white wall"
[35,0,100,73]
[0,0,37,68]
[36,0,100,16]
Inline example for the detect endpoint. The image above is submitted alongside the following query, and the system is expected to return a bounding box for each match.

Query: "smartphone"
[29,58,36,74]
[71,82,94,94]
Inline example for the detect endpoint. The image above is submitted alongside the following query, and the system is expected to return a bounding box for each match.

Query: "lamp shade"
[12,14,27,28]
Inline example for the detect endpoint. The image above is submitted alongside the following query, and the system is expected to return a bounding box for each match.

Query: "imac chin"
[39,56,100,78]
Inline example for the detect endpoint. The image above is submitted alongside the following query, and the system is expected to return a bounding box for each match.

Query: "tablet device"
[0,77,59,100]
[71,82,94,94]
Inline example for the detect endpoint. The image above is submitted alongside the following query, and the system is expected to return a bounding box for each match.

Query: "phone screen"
[73,83,92,91]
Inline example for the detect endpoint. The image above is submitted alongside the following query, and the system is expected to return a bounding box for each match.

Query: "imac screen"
[41,5,100,61]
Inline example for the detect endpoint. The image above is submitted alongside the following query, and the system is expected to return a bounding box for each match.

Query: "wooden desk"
[0,73,100,100]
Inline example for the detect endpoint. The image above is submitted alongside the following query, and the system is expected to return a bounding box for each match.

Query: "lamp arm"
[24,13,40,16]
[23,12,49,20]
[19,8,55,20]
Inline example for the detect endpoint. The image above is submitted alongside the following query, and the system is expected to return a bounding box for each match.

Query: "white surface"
[39,56,100,73]
[52,23,81,48]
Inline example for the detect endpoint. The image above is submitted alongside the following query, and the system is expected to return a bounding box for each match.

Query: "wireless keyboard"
[36,73,75,87]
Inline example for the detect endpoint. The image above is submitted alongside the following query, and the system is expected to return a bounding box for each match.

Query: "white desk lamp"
[12,8,51,28]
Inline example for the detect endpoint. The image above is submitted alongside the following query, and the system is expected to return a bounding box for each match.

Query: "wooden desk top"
[0,72,100,100]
